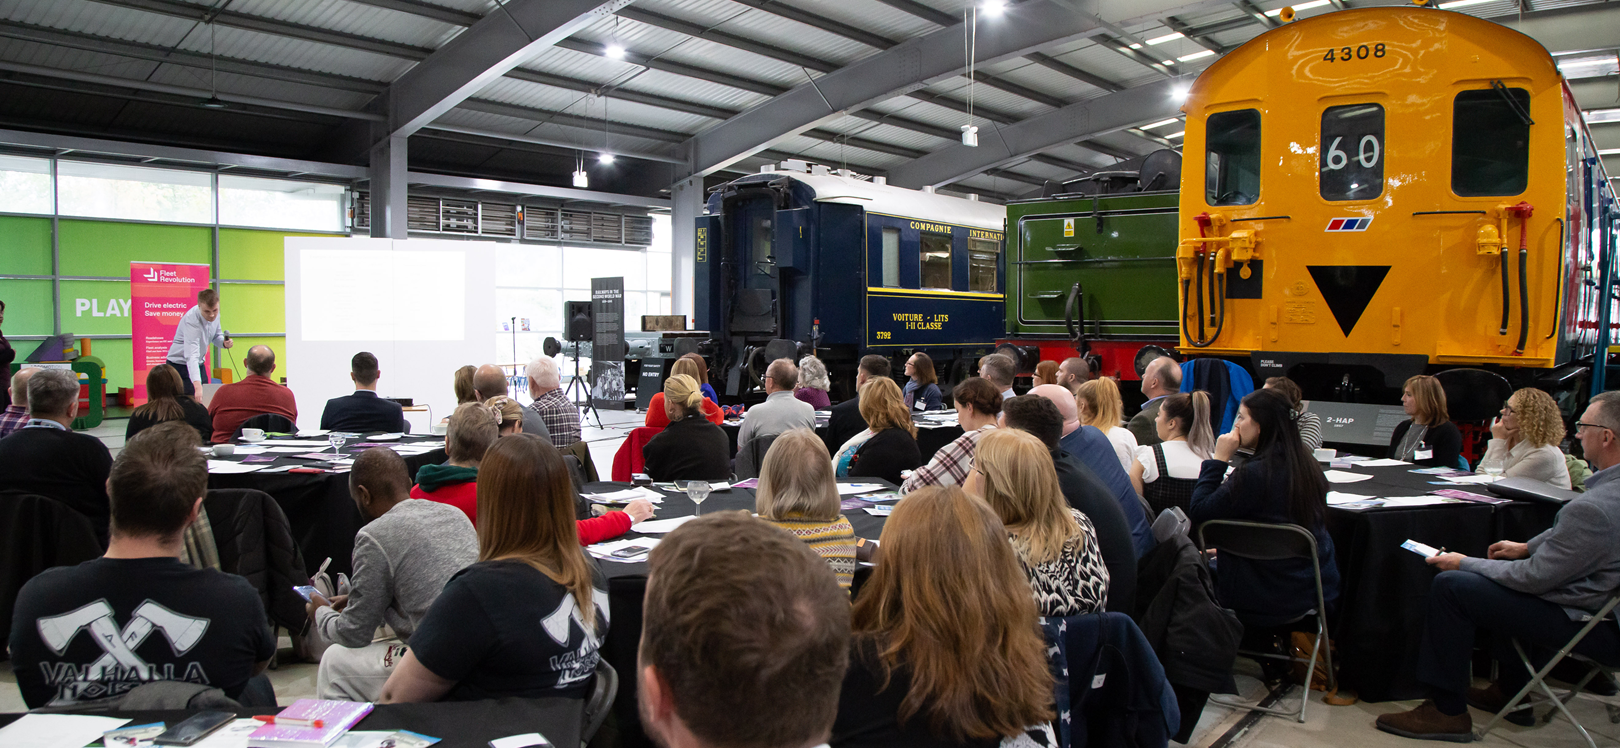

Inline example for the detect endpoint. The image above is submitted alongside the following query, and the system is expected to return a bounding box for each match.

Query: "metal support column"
[1596,196,1616,397]
[370,134,408,239]
[670,176,702,320]
[50,155,60,337]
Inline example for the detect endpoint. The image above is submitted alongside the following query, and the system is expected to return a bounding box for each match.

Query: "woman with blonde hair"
[756,428,857,588]
[1389,374,1462,468]
[678,352,720,408]
[1033,360,1059,387]
[834,377,921,484]
[1130,391,1215,516]
[966,428,1108,617]
[642,374,731,481]
[645,356,723,426]
[1478,387,1572,487]
[380,433,608,703]
[834,485,1055,746]
[1076,377,1138,472]
[452,365,477,405]
[485,395,524,436]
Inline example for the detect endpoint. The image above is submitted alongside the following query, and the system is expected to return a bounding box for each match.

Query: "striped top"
[763,515,858,590]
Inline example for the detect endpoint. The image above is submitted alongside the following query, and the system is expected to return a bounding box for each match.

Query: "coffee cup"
[241,428,265,442]
[213,444,236,457]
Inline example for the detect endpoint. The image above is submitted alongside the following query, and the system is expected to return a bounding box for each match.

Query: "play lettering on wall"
[130,262,211,403]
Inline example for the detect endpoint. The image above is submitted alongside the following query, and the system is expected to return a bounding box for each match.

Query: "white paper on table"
[837,483,887,495]
[864,505,894,516]
[297,429,331,437]
[632,515,701,534]
[1323,470,1375,484]
[364,433,403,441]
[862,491,902,502]
[489,733,552,748]
[265,446,313,453]
[585,486,665,504]
[1380,496,1456,507]
[1355,458,1413,467]
[675,481,731,492]
[230,444,269,455]
[207,460,264,474]
[257,465,298,473]
[0,714,131,748]
[587,537,661,562]
[190,718,263,748]
[1444,474,1502,485]
[1326,491,1376,505]
[329,732,398,748]
[259,439,335,448]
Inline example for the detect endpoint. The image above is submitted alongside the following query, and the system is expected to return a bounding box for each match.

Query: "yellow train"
[1177,4,1617,400]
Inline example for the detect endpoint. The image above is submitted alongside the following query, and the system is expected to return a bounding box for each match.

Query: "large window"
[0,155,52,215]
[920,231,952,289]
[969,237,998,292]
[1453,87,1531,197]
[57,161,213,224]
[1205,109,1261,206]
[880,227,900,287]
[219,175,346,232]
[1320,104,1384,201]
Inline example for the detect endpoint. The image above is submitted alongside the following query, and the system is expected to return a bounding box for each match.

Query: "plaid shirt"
[530,387,582,448]
[901,425,995,494]
[0,404,28,438]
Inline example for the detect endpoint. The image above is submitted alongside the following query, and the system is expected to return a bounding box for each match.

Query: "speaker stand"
[565,345,602,430]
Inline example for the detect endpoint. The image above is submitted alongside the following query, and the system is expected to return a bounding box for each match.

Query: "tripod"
[563,342,602,429]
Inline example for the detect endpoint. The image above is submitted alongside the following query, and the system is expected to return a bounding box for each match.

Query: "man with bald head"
[207,345,297,443]
[0,366,39,438]
[1128,356,1181,447]
[470,363,550,442]
[1056,357,1091,393]
[736,358,815,450]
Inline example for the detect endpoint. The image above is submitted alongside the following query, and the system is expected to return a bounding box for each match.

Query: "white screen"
[300,249,465,341]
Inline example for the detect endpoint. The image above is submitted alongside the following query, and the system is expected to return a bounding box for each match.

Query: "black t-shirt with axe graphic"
[9,556,275,708]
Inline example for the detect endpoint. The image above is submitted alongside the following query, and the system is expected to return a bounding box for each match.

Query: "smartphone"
[611,545,651,559]
[294,585,318,601]
[153,711,237,746]
[1401,539,1441,558]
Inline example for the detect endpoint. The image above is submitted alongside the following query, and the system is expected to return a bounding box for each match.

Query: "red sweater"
[409,480,633,545]
[207,374,298,443]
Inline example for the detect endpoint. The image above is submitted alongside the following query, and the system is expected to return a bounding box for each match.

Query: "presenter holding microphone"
[166,288,232,396]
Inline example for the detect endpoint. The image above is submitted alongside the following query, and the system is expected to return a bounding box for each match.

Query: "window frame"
[1204,108,1262,207]
[919,230,953,290]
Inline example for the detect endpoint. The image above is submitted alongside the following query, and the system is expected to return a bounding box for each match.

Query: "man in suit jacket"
[0,369,114,542]
[825,355,891,456]
[320,352,405,434]
[1128,356,1181,447]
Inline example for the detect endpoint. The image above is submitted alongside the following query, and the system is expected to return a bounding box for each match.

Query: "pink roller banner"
[131,262,211,404]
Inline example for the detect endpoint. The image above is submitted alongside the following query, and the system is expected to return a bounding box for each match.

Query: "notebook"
[246,700,374,748]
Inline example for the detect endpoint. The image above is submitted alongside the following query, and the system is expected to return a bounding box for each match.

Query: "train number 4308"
[1324,43,1386,62]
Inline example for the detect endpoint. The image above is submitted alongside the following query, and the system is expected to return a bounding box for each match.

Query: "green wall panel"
[0,279,54,335]
[219,283,284,334]
[59,220,210,277]
[220,229,337,282]
[84,339,133,393]
[0,216,52,276]
[58,280,132,336]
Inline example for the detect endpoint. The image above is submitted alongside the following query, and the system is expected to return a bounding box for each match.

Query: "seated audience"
[826,355,889,455]
[1375,392,1620,742]
[834,378,921,485]
[380,434,608,702]
[320,352,406,434]
[8,422,274,707]
[903,352,943,412]
[1128,356,1181,448]
[314,448,478,701]
[0,369,113,540]
[643,374,732,482]
[1056,356,1090,392]
[978,352,1017,400]
[640,512,850,748]
[1263,376,1322,451]
[796,355,833,410]
[524,356,581,448]
[678,352,721,408]
[208,345,297,443]
[126,364,210,442]
[645,356,723,426]
[834,486,1054,747]
[756,428,857,589]
[1389,374,1463,468]
[901,377,1001,493]
[1033,384,1154,558]
[738,358,816,450]
[486,395,524,436]
[476,363,550,442]
[453,365,478,405]
[1130,392,1215,516]
[967,429,1108,616]
[1002,395,1137,614]
[1077,377,1138,473]
[1033,360,1059,387]
[1477,387,1572,488]
[1190,389,1339,628]
[0,366,39,437]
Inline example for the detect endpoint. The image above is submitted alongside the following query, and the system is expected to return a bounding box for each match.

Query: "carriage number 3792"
[1324,43,1386,62]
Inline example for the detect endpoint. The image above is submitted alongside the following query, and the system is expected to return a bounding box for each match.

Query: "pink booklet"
[247,699,374,748]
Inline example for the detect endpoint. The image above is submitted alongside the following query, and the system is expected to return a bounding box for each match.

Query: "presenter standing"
[166,288,232,396]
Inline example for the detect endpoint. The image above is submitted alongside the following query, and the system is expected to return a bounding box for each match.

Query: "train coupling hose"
[1507,202,1534,354]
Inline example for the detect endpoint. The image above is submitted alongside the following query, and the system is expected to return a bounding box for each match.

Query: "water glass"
[686,480,711,515]
[329,432,348,454]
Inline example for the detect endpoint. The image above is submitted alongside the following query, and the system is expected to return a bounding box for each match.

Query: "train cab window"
[968,237,998,292]
[1452,87,1531,197]
[751,216,773,269]
[881,227,901,287]
[1320,104,1384,201]
[920,231,953,289]
[1205,109,1261,206]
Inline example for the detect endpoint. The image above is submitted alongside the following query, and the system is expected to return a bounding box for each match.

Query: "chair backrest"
[0,490,103,640]
[236,413,295,438]
[581,658,618,744]
[1195,519,1317,563]
[562,439,599,484]
[1433,368,1513,423]
[733,433,779,480]
[203,488,309,632]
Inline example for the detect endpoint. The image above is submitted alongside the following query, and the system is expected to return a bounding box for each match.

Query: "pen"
[252,715,327,729]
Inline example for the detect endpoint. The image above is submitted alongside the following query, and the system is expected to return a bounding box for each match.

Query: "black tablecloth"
[0,697,581,748]
[1313,462,1561,702]
[206,435,448,578]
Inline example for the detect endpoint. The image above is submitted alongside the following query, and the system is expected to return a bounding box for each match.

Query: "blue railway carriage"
[695,164,1008,398]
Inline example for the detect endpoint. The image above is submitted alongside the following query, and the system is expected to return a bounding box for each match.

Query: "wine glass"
[328,432,348,455]
[686,480,711,516]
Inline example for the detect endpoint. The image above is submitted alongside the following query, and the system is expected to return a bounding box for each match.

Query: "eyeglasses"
[1501,405,1515,415]
[1575,422,1613,434]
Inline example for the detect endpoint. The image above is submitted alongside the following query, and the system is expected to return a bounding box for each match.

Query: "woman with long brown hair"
[127,363,211,442]
[834,377,921,484]
[903,351,943,411]
[834,485,1055,747]
[381,433,609,703]
[1389,374,1462,468]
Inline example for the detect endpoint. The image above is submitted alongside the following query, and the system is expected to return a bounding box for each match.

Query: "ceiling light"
[1598,148,1620,156]
[1146,32,1185,46]
[604,44,626,59]
[1128,43,1142,50]
[199,96,229,109]
[1265,0,1330,15]
[598,152,615,164]
[1558,55,1620,80]
[1143,118,1181,130]
[1161,59,1176,66]
[961,124,979,147]
[1171,84,1190,103]
[1437,0,1494,8]
[981,1,1007,16]
[1166,131,1185,139]
[1178,50,1216,62]
[573,170,589,188]
[1586,108,1620,124]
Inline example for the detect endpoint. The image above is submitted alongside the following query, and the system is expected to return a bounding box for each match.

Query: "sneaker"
[1375,700,1474,742]
[1466,682,1534,727]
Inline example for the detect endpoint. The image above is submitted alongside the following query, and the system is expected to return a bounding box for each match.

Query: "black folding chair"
[1196,519,1336,723]
[1475,589,1620,747]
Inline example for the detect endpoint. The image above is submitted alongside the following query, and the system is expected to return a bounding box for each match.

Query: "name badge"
[1415,449,1433,461]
